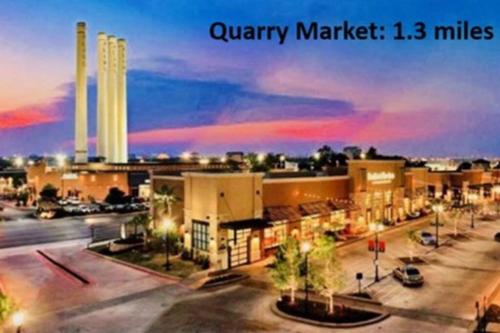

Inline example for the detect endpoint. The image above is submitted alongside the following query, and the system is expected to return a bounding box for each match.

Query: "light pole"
[432,202,444,249]
[301,241,311,314]
[468,192,478,229]
[368,222,384,282]
[12,311,24,333]
[162,217,174,270]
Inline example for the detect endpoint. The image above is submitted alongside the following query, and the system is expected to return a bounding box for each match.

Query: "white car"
[393,265,424,287]
[417,231,436,246]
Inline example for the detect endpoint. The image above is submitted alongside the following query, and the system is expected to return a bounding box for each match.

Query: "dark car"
[495,232,500,242]
[393,265,424,287]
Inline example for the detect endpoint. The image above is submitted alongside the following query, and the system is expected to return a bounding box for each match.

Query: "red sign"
[368,240,386,252]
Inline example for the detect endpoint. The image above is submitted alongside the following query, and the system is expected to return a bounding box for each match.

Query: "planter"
[271,296,389,328]
[109,239,143,253]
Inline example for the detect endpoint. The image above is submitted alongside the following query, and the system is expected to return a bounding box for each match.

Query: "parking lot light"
[12,311,24,333]
[368,222,384,282]
[432,202,444,249]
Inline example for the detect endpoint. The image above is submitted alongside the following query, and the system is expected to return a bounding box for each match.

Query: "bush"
[194,253,210,269]
[0,293,14,324]
[181,248,192,260]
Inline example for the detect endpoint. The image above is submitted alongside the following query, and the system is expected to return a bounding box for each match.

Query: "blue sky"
[0,0,499,157]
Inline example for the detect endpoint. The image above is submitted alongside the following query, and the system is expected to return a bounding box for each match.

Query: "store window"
[264,222,286,248]
[192,221,209,251]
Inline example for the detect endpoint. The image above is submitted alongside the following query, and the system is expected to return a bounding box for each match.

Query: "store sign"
[367,172,395,184]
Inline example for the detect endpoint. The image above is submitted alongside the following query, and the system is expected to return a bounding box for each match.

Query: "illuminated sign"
[367,172,395,184]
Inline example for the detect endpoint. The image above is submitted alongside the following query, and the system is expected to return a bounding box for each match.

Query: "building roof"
[264,206,302,222]
[299,201,332,216]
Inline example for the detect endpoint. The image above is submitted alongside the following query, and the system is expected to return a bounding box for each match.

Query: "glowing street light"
[14,157,24,168]
[220,156,227,163]
[55,154,66,168]
[360,152,366,159]
[301,241,312,314]
[162,217,175,270]
[368,222,384,282]
[199,157,210,165]
[180,152,191,161]
[313,152,321,161]
[432,202,444,248]
[257,153,266,163]
[12,311,24,333]
[468,192,479,229]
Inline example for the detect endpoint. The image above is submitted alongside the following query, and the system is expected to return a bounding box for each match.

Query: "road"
[0,202,136,248]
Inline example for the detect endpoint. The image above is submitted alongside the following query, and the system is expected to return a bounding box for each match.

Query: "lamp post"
[162,217,174,270]
[432,202,444,249]
[368,222,384,282]
[12,311,24,333]
[468,192,478,229]
[301,241,311,314]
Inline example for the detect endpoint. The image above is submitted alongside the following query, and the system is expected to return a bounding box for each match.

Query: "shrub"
[181,248,192,260]
[0,293,14,324]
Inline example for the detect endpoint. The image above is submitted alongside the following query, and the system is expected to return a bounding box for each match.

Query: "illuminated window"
[192,221,209,251]
[263,222,286,248]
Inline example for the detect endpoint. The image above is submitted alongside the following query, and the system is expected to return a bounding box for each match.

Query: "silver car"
[393,265,424,287]
[417,231,436,246]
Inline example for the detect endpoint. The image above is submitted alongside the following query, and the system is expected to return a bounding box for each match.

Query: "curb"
[36,250,90,285]
[270,300,390,328]
[85,249,183,282]
[200,274,249,290]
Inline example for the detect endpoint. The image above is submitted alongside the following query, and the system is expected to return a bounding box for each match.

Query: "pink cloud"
[125,111,449,147]
[0,103,63,129]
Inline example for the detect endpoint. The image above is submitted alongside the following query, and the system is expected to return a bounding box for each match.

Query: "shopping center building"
[151,159,497,270]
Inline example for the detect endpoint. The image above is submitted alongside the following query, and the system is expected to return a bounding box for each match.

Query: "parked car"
[416,231,436,246]
[494,232,500,242]
[393,265,424,287]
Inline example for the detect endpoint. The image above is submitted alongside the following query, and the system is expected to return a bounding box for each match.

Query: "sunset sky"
[0,0,499,157]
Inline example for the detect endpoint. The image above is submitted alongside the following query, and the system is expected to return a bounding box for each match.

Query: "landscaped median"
[87,244,205,280]
[270,293,390,328]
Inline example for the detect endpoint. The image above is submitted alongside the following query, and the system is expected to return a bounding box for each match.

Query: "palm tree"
[153,185,181,227]
[129,213,153,249]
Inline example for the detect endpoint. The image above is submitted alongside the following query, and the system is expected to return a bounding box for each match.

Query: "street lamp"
[432,202,444,249]
[301,241,311,314]
[55,153,66,168]
[162,217,174,270]
[468,192,478,229]
[313,152,320,161]
[12,311,24,333]
[368,222,384,282]
[257,153,266,163]
[14,157,24,168]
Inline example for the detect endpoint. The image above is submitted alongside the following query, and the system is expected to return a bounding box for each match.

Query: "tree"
[0,293,14,325]
[406,229,419,261]
[154,185,180,219]
[105,187,127,205]
[39,183,58,200]
[309,235,345,314]
[129,213,153,249]
[269,237,302,304]
[447,209,462,236]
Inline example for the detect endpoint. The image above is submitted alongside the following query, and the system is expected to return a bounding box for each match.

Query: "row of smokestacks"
[74,22,128,164]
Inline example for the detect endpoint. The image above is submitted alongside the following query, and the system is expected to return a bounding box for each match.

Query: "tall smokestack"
[97,32,108,161]
[107,36,118,163]
[75,22,88,163]
[116,39,128,163]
